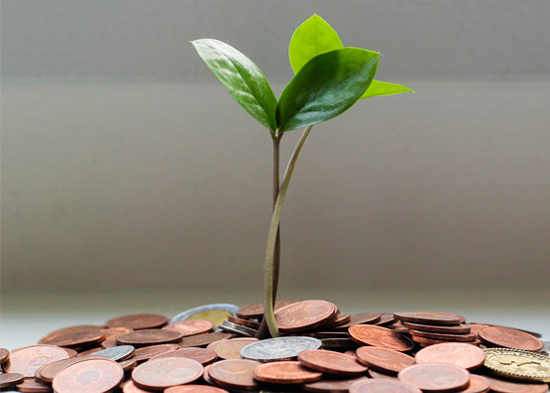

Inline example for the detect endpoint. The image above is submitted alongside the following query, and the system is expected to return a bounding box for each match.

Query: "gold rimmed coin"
[274,300,338,334]
[131,357,203,390]
[163,320,214,337]
[483,374,549,393]
[4,345,69,378]
[415,342,486,371]
[478,326,544,352]
[356,346,415,375]
[298,349,368,377]
[52,358,124,393]
[253,360,323,384]
[349,325,414,352]
[483,348,550,383]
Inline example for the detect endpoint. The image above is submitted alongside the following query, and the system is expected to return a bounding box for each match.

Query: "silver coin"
[219,320,257,337]
[170,303,240,324]
[240,336,322,362]
[92,345,135,361]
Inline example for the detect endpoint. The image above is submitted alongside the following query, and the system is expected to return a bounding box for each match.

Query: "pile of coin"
[1,300,549,392]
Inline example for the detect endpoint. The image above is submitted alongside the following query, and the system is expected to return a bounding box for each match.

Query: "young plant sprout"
[192,15,413,338]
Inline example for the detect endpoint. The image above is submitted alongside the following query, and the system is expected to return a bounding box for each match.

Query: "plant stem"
[264,125,314,338]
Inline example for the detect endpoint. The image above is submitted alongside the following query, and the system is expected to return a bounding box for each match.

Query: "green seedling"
[192,14,413,338]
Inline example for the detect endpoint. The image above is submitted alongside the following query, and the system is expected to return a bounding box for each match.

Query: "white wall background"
[2,0,550,293]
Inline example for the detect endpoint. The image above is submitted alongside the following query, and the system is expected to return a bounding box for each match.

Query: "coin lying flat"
[170,304,239,327]
[149,347,217,365]
[303,376,368,393]
[459,375,490,393]
[179,332,232,348]
[0,373,25,389]
[334,313,382,331]
[236,299,298,319]
[52,358,124,393]
[35,355,107,383]
[106,313,169,330]
[298,349,368,377]
[218,320,258,337]
[92,345,135,361]
[415,342,486,371]
[409,329,477,342]
[398,364,471,392]
[402,321,472,334]
[483,374,549,393]
[122,379,154,393]
[208,359,262,391]
[483,348,550,383]
[131,357,203,390]
[349,378,423,393]
[356,346,415,375]
[116,329,183,347]
[240,336,322,362]
[5,345,69,378]
[394,312,464,326]
[368,369,399,380]
[165,385,230,393]
[212,338,259,360]
[133,344,179,363]
[349,325,414,352]
[478,326,544,352]
[163,320,214,337]
[15,377,53,393]
[274,300,337,333]
[253,361,323,384]
[38,326,105,349]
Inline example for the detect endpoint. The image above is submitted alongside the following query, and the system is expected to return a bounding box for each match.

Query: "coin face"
[170,304,239,327]
[356,346,415,374]
[52,358,124,393]
[208,359,261,390]
[298,349,368,376]
[38,326,105,348]
[116,329,183,347]
[397,364,471,392]
[35,355,107,383]
[350,378,423,393]
[484,348,550,383]
[133,344,179,363]
[105,313,169,330]
[349,325,414,352]
[131,357,203,390]
[415,342,486,371]
[162,320,214,337]
[5,345,69,377]
[212,338,259,360]
[478,326,544,352]
[253,360,323,384]
[240,336,322,362]
[274,300,337,333]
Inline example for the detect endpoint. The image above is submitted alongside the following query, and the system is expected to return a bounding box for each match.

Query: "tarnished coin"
[38,326,105,348]
[298,349,368,376]
[350,378,423,393]
[208,359,262,391]
[0,349,10,366]
[15,377,53,393]
[415,342,486,371]
[410,329,478,342]
[483,373,549,393]
[274,300,337,333]
[483,348,550,383]
[35,355,107,383]
[240,336,322,362]
[394,312,464,326]
[116,329,183,347]
[459,375,490,393]
[334,313,382,330]
[478,326,544,352]
[303,376,368,393]
[0,373,25,389]
[170,304,239,327]
[397,364,471,392]
[4,345,69,377]
[367,368,399,380]
[349,325,414,352]
[253,360,323,384]
[212,338,259,360]
[133,343,179,363]
[356,346,415,375]
[149,347,217,365]
[52,358,124,393]
[163,320,214,337]
[92,345,135,361]
[375,313,397,327]
[227,316,261,330]
[320,338,357,350]
[219,320,258,337]
[131,357,203,390]
[179,332,232,348]
[402,321,471,334]
[165,385,229,393]
[236,299,298,319]
[105,313,169,330]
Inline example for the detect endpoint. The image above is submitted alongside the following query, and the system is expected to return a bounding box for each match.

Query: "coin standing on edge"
[52,358,124,393]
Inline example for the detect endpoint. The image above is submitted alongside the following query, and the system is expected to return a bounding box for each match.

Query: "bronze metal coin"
[236,299,298,319]
[38,326,105,349]
[326,314,352,328]
[483,374,549,393]
[302,376,368,393]
[349,378,423,393]
[35,355,107,383]
[402,321,472,334]
[409,329,477,342]
[367,368,399,380]
[100,327,134,341]
[121,379,155,393]
[211,338,258,360]
[469,324,491,337]
[397,364,471,392]
[0,372,25,388]
[131,357,203,390]
[105,313,169,330]
[150,347,217,365]
[394,312,464,326]
[92,345,136,361]
[274,300,337,334]
[253,360,323,384]
[76,347,104,356]
[52,358,124,393]
[179,332,232,348]
[100,338,118,349]
[60,348,78,357]
[218,320,258,337]
[457,374,490,393]
[15,377,53,393]
[298,349,368,377]
[208,359,262,391]
[116,329,183,347]
[411,335,481,347]
[163,320,214,337]
[415,342,486,371]
[5,345,69,377]
[0,348,10,365]
[335,313,382,330]
[320,338,357,350]
[478,326,544,352]
[133,344,179,364]
[119,357,137,372]
[375,313,397,326]
[165,385,230,393]
[227,316,261,329]
[348,325,414,352]
[356,346,415,374]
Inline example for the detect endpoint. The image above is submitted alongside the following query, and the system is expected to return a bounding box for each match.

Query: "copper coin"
[35,355,106,383]
[211,338,259,360]
[483,374,549,393]
[375,313,397,326]
[122,379,154,393]
[394,312,464,326]
[253,360,323,384]
[0,373,25,388]
[131,357,203,390]
[105,313,168,330]
[150,347,217,365]
[398,364,471,392]
[165,385,229,393]
[410,329,477,342]
[100,327,133,341]
[335,313,382,330]
[367,368,399,380]
[179,332,232,348]
[52,358,124,393]
[236,299,298,319]
[60,348,78,357]
[326,314,352,328]
[349,378,423,393]
[349,325,414,352]
[457,375,490,393]
[15,377,53,393]
[274,300,337,334]
[116,329,183,347]
[356,346,415,374]
[163,320,214,337]
[5,345,69,377]
[119,357,137,372]
[38,326,105,348]
[412,335,482,347]
[227,316,261,329]
[298,349,368,377]
[76,347,104,356]
[308,331,350,339]
[478,326,544,352]
[208,359,262,391]
[100,338,118,349]
[303,376,368,393]
[402,321,472,334]
[133,344,179,363]
[0,348,10,365]
[415,342,486,371]
[469,324,491,337]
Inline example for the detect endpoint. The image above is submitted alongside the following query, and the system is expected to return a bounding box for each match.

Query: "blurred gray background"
[2,0,550,295]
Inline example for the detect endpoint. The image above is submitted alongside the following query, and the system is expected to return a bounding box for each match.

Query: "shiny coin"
[15,377,53,393]
[165,385,230,393]
[5,345,69,377]
[402,321,471,334]
[478,326,544,352]
[52,358,124,393]
[162,319,214,337]
[350,378,423,393]
[116,329,183,347]
[121,379,154,393]
[35,355,106,383]
[483,374,549,393]
[334,312,382,330]
[133,343,179,363]
[0,373,25,389]
[398,364,471,392]
[149,347,217,365]
[274,300,337,333]
[458,375,490,393]
[0,349,10,366]
[410,329,477,342]
[179,332,232,348]
[236,299,298,319]
[303,376,368,393]
[484,348,550,383]
[415,342,486,371]
[38,326,105,348]
[171,304,239,327]
[253,360,323,384]
[211,338,259,360]
[298,349,368,376]
[208,359,262,391]
[394,312,464,326]
[356,346,415,375]
[349,325,414,352]
[59,348,78,357]
[92,345,135,361]
[240,336,322,362]
[105,313,169,330]
[131,357,203,390]
[100,327,133,341]
[218,320,257,337]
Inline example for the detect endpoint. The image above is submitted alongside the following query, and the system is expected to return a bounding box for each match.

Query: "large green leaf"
[192,39,278,131]
[360,80,414,99]
[277,48,379,132]
[288,14,344,74]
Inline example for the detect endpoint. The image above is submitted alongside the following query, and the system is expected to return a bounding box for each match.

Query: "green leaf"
[192,39,278,131]
[277,48,379,132]
[288,14,344,74]
[360,80,414,99]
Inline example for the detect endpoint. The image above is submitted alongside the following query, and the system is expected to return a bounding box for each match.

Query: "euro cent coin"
[240,336,322,362]
[52,358,124,393]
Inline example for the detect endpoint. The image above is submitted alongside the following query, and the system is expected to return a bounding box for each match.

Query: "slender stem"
[264,125,314,338]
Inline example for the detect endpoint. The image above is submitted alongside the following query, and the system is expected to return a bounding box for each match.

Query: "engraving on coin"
[131,357,203,390]
[484,348,550,383]
[415,342,486,371]
[52,358,124,393]
[298,349,368,376]
[350,378,423,393]
[397,364,471,392]
[5,345,69,377]
[356,346,415,374]
[253,360,323,384]
[35,355,107,383]
[240,336,322,362]
[349,325,414,352]
[483,374,549,393]
[208,359,262,390]
[479,326,544,352]
[274,300,337,333]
